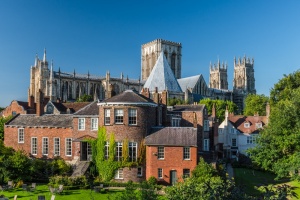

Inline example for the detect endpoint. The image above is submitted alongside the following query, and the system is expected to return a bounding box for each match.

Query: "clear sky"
[0,0,300,107]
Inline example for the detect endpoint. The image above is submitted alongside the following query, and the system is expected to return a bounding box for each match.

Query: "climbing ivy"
[92,127,146,181]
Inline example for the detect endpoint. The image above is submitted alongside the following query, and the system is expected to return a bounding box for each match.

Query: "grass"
[0,184,123,200]
[233,167,300,199]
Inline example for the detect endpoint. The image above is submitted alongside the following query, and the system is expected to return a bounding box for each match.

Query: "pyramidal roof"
[143,52,182,93]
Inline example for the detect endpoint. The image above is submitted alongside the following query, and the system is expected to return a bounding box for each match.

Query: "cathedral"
[28,39,255,113]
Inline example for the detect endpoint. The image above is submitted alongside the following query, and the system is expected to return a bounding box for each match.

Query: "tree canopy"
[249,71,300,180]
[76,94,93,102]
[0,116,12,140]
[199,99,237,122]
[244,94,269,116]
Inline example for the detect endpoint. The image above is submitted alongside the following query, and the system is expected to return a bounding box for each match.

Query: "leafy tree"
[167,98,187,106]
[0,107,4,112]
[244,94,269,116]
[76,94,93,102]
[199,99,237,122]
[249,71,300,180]
[0,116,12,140]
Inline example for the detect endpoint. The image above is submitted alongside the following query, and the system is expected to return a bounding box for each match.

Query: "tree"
[244,94,269,116]
[249,71,300,180]
[199,99,237,122]
[0,116,12,140]
[0,107,4,112]
[76,94,93,102]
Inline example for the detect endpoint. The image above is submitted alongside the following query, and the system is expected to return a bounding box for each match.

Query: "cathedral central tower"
[141,39,182,80]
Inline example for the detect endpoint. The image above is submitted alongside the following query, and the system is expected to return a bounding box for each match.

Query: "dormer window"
[244,122,250,128]
[256,122,262,129]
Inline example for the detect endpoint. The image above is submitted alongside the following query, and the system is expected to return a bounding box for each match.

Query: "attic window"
[244,122,250,128]
[256,122,262,129]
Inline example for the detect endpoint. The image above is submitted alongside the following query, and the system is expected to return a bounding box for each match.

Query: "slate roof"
[169,104,205,112]
[16,101,30,110]
[177,75,202,91]
[52,102,91,113]
[228,115,268,134]
[145,127,197,146]
[6,114,73,128]
[143,52,182,93]
[99,90,156,106]
[74,101,99,116]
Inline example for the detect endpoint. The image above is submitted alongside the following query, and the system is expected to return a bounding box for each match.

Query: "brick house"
[1,100,33,117]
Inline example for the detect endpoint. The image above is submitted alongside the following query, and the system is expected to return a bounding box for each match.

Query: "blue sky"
[0,0,300,107]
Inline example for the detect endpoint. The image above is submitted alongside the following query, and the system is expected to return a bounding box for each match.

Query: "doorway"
[80,142,92,161]
[170,170,177,185]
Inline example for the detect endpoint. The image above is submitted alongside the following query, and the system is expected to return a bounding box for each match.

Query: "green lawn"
[234,168,300,199]
[0,184,123,200]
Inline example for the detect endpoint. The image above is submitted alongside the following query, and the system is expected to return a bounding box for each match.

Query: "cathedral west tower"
[141,39,182,80]
[209,59,228,90]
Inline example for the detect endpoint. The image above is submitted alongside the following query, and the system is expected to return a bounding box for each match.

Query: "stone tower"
[141,39,182,81]
[209,59,228,90]
[233,55,256,113]
[29,49,50,103]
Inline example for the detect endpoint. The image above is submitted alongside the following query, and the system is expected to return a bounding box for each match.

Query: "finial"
[43,48,47,62]
[35,53,38,66]
[51,60,53,69]
[73,69,76,77]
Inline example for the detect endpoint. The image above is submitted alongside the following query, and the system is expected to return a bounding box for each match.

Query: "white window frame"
[104,109,111,125]
[158,168,163,179]
[78,118,85,130]
[157,146,164,160]
[91,118,98,130]
[255,123,262,129]
[128,108,137,125]
[115,142,123,161]
[183,147,190,160]
[65,138,72,156]
[54,137,60,156]
[203,139,210,151]
[171,117,181,127]
[137,167,143,177]
[114,109,124,124]
[129,142,137,162]
[105,141,109,160]
[42,137,49,155]
[115,169,124,179]
[31,137,37,155]
[18,128,24,143]
[183,169,190,178]
[244,122,250,128]
[247,135,257,144]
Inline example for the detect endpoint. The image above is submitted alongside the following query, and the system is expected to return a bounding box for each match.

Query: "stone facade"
[209,60,228,90]
[141,39,182,80]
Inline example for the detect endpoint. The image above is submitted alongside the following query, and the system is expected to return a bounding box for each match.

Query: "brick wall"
[4,126,74,161]
[2,101,27,117]
[146,146,197,185]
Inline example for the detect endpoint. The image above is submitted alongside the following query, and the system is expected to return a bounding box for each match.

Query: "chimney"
[212,104,216,119]
[36,89,44,116]
[161,90,168,105]
[153,87,159,104]
[141,88,150,99]
[193,112,197,128]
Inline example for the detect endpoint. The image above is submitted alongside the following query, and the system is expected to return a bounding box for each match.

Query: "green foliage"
[244,94,269,116]
[76,94,93,102]
[0,107,4,112]
[122,138,129,163]
[49,175,88,187]
[167,98,187,106]
[0,115,12,140]
[199,99,237,122]
[249,85,300,179]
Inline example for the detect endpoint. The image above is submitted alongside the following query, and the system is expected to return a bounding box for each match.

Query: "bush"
[49,176,88,187]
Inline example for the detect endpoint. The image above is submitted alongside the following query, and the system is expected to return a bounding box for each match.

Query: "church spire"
[43,48,47,62]
[34,53,38,66]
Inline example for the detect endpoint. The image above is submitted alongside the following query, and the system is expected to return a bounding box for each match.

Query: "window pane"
[54,138,60,156]
[128,109,137,125]
[91,118,98,130]
[18,128,24,143]
[105,109,110,125]
[158,146,164,159]
[158,168,163,178]
[115,142,123,161]
[115,109,124,124]
[66,138,72,156]
[31,137,37,155]
[129,142,137,162]
[78,118,85,130]
[42,137,49,155]
[183,147,190,160]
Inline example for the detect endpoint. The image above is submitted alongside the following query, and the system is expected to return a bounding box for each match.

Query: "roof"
[6,114,73,128]
[145,127,198,146]
[143,52,182,93]
[74,101,99,115]
[62,102,90,112]
[16,101,30,110]
[98,90,157,106]
[168,104,205,112]
[177,75,203,91]
[228,115,268,134]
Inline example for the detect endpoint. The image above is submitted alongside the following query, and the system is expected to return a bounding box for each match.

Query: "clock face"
[47,105,53,114]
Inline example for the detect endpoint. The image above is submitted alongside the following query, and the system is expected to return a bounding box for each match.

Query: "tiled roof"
[145,127,198,146]
[143,52,182,93]
[74,101,99,115]
[100,90,156,105]
[229,115,268,134]
[62,102,91,112]
[16,101,30,110]
[6,114,73,128]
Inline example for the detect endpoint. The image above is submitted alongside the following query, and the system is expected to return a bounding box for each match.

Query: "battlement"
[234,56,254,67]
[210,61,227,71]
[141,38,181,47]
